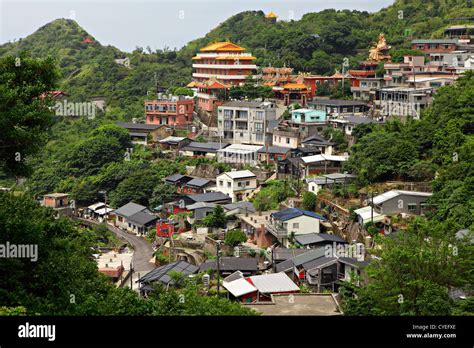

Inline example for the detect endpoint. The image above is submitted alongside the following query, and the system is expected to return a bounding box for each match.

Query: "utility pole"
[371,190,374,224]
[216,241,221,297]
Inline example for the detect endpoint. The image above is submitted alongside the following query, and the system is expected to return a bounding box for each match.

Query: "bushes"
[253,180,295,211]
[302,191,317,211]
[224,229,247,247]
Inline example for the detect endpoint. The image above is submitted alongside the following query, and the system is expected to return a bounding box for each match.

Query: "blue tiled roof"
[272,208,326,221]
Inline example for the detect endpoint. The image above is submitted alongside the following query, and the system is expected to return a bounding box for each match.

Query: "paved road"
[74,217,155,274]
[104,223,155,274]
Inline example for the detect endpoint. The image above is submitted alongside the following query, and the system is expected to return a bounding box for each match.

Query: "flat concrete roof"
[247,294,341,316]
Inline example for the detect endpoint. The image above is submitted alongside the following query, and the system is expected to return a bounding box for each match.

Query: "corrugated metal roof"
[372,190,432,205]
[140,261,199,285]
[223,278,257,297]
[188,192,231,203]
[185,178,212,188]
[221,170,256,180]
[248,273,299,293]
[294,233,345,246]
[292,247,327,267]
[112,202,148,218]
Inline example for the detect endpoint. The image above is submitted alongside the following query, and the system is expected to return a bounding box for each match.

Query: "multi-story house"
[287,108,327,136]
[266,208,326,247]
[351,77,385,101]
[374,86,433,119]
[145,94,194,128]
[309,99,369,117]
[215,170,257,202]
[218,101,276,145]
[190,41,257,112]
[411,39,458,54]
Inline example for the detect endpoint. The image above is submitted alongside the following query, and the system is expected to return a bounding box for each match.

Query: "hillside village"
[30,17,474,315]
[0,0,473,320]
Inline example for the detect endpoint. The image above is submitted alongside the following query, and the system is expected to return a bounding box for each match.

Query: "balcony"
[266,223,287,238]
[192,73,250,80]
[193,64,257,70]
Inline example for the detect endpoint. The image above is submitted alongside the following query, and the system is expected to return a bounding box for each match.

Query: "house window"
[408,203,417,212]
[292,223,299,229]
[255,111,264,120]
[219,180,224,186]
[227,182,231,188]
[246,181,250,186]
[238,182,242,187]
[256,134,263,142]
[286,138,290,144]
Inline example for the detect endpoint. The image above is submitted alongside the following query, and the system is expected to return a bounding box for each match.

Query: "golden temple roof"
[266,11,278,18]
[200,41,246,52]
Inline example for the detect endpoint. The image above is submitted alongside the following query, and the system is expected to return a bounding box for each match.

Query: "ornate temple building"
[265,11,278,23]
[189,42,257,112]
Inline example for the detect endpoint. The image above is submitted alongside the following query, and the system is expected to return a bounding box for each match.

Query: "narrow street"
[104,223,155,274]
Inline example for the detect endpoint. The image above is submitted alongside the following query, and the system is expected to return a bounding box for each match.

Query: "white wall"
[273,134,298,149]
[215,174,257,202]
[285,215,320,235]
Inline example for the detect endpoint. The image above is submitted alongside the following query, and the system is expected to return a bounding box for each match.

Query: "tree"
[302,191,317,211]
[224,229,247,247]
[171,87,193,97]
[149,182,177,208]
[0,54,59,178]
[202,205,227,228]
[253,180,295,211]
[109,170,157,207]
[323,127,348,152]
[340,219,473,315]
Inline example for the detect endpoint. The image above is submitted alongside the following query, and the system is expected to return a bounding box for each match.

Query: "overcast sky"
[0,0,394,52]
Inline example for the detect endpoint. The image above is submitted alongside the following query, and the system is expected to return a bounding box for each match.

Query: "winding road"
[105,223,156,274]
[74,218,155,274]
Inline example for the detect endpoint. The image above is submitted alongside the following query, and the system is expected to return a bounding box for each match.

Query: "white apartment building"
[218,101,277,145]
[215,170,258,202]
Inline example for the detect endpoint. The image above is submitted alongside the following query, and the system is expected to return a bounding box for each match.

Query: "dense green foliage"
[0,192,256,315]
[0,54,59,178]
[224,229,247,247]
[252,180,295,211]
[202,205,227,228]
[341,219,473,315]
[302,191,317,211]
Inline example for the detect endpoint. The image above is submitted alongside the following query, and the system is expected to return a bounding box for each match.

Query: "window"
[219,180,224,186]
[256,134,263,142]
[246,181,250,186]
[238,182,242,187]
[255,111,264,120]
[292,223,299,229]
[286,138,290,144]
[408,203,417,212]
[227,182,231,188]
[342,108,348,113]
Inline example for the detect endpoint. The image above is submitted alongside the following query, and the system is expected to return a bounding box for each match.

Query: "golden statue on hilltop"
[368,33,391,62]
